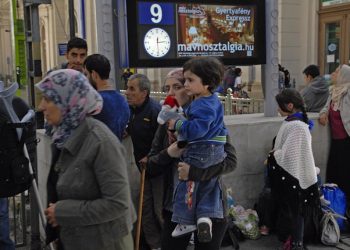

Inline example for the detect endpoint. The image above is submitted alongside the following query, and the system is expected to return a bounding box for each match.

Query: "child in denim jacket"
[168,57,227,242]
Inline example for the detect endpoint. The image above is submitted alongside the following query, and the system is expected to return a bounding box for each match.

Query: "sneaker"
[171,224,197,237]
[291,242,308,250]
[197,217,212,243]
[259,225,270,236]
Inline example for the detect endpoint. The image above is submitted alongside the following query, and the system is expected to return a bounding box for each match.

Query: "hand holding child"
[178,162,190,181]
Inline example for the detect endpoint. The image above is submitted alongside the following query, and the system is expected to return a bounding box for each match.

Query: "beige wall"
[84,0,97,53]
[37,113,330,211]
[0,27,13,80]
[0,0,13,81]
[279,0,319,89]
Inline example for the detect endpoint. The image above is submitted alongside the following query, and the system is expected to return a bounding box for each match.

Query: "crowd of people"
[0,36,349,250]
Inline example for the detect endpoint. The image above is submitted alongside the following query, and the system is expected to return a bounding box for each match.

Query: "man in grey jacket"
[300,64,329,112]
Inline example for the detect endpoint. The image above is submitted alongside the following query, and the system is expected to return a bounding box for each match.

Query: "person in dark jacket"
[147,69,237,250]
[300,64,329,112]
[125,74,162,250]
[125,74,161,169]
[0,83,31,250]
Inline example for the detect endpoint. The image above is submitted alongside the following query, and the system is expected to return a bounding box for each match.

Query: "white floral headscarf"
[36,69,103,148]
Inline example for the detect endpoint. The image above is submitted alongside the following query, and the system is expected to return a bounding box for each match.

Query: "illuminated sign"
[126,0,266,67]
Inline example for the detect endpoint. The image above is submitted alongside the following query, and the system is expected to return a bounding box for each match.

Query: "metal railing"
[121,88,264,115]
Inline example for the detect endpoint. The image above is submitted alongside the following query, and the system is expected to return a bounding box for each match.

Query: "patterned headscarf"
[164,68,185,85]
[35,69,103,148]
[331,64,350,111]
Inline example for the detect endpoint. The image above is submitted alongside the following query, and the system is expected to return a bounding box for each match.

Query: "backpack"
[320,212,340,246]
[0,97,36,197]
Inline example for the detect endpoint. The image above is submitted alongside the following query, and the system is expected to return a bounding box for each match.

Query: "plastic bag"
[320,212,340,246]
[321,184,347,231]
[229,205,261,240]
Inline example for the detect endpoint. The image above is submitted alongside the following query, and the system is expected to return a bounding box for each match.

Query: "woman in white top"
[268,89,321,250]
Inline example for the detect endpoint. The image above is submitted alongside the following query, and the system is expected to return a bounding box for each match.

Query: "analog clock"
[143,28,171,58]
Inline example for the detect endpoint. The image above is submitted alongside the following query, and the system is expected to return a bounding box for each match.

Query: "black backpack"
[0,97,36,197]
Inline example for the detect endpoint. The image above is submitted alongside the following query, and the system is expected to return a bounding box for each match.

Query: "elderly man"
[125,74,162,250]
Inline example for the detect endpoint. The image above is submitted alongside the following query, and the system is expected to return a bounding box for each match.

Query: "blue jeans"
[172,143,226,225]
[0,198,15,250]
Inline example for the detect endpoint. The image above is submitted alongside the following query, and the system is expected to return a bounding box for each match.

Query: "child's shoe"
[291,241,308,250]
[171,224,196,237]
[197,217,212,243]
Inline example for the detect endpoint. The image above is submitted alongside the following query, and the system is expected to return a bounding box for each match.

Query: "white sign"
[327,54,335,63]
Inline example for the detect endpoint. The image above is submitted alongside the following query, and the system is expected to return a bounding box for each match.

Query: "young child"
[268,89,321,249]
[168,57,227,242]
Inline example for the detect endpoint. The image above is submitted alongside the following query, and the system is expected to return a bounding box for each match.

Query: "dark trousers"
[0,198,15,250]
[291,214,304,244]
[141,176,163,249]
[326,137,350,201]
[161,210,227,250]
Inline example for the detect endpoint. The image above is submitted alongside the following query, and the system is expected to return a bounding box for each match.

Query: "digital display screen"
[126,0,266,67]
[176,4,256,58]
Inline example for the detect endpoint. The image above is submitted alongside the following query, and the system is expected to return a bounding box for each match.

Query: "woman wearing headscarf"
[319,64,350,202]
[146,68,237,250]
[37,69,135,250]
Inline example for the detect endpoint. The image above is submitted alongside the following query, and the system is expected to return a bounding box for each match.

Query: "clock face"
[144,28,171,58]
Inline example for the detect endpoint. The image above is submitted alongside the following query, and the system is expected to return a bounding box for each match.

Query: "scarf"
[36,69,103,148]
[331,64,350,111]
[285,112,314,130]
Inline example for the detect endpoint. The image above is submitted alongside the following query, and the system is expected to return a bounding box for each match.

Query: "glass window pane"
[325,22,340,74]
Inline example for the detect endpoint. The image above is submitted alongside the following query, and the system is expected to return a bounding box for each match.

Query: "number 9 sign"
[150,4,162,23]
[138,2,174,25]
